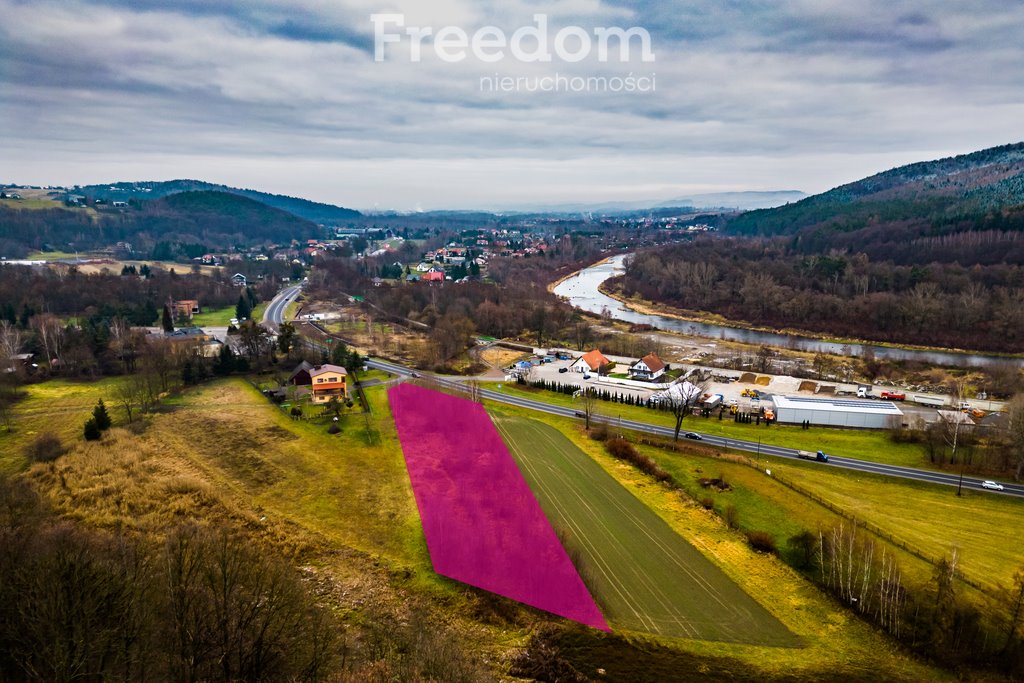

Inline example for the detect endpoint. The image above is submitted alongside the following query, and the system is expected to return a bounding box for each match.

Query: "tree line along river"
[552,254,1023,369]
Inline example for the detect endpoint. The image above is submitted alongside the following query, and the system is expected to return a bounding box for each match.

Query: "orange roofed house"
[629,353,667,381]
[310,364,348,403]
[570,349,610,374]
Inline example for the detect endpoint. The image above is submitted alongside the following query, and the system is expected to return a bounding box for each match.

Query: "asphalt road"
[364,357,1023,499]
[263,284,303,328]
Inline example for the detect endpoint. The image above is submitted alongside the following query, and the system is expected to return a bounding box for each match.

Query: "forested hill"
[81,180,361,224]
[727,142,1024,261]
[141,191,320,243]
[0,191,321,257]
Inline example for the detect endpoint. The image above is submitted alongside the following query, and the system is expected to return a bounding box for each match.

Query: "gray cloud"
[1,0,1023,209]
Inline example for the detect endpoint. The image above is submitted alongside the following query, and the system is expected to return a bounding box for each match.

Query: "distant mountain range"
[486,191,807,215]
[80,180,361,224]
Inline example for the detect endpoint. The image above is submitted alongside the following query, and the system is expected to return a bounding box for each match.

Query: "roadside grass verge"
[490,383,930,468]
[486,403,947,681]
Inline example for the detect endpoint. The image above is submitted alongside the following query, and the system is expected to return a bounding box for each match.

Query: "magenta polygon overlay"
[389,383,608,631]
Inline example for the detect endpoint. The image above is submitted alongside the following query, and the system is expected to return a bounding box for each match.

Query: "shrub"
[289,405,303,418]
[605,437,638,461]
[723,504,740,529]
[700,497,715,510]
[746,530,777,554]
[605,438,674,484]
[25,432,65,462]
[589,424,609,441]
[327,424,341,435]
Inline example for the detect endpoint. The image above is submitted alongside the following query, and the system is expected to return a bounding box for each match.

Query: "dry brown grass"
[12,378,521,675]
[480,347,530,369]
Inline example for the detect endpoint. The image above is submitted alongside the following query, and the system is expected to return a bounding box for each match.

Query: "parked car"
[982,480,1005,491]
[583,373,591,380]
[558,367,568,373]
[683,432,702,440]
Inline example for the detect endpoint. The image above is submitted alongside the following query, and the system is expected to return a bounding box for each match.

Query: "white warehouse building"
[772,395,904,429]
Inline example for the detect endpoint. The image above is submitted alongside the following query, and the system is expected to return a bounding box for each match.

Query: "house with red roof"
[570,349,610,374]
[629,353,667,381]
[422,269,445,282]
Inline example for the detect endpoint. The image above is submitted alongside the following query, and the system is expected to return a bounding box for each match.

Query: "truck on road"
[880,391,906,401]
[914,394,947,407]
[798,450,830,463]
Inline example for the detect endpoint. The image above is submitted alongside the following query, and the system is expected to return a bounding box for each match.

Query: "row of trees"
[807,522,1024,674]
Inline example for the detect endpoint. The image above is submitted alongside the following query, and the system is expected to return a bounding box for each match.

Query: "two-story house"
[310,364,348,403]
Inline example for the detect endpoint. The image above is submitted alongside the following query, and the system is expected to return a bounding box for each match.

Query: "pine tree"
[92,399,112,431]
[236,295,252,321]
[83,417,101,441]
[162,305,174,333]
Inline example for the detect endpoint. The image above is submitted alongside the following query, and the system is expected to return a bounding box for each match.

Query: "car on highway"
[683,432,702,440]
[982,480,1005,491]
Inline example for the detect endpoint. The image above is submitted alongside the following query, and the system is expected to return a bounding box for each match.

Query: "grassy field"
[492,384,931,468]
[2,377,539,677]
[187,302,267,327]
[778,462,1024,593]
[24,250,86,260]
[1,375,959,680]
[487,404,947,680]
[0,377,128,474]
[494,414,796,646]
[2,198,64,210]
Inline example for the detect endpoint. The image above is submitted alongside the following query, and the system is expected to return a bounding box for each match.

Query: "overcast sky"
[2,0,1023,211]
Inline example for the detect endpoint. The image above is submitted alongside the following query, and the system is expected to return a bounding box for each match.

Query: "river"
[553,254,1021,368]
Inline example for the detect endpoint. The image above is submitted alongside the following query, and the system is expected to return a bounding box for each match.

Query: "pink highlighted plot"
[389,384,608,630]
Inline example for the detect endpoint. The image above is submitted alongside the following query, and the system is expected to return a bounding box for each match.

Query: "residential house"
[310,364,348,404]
[416,263,433,272]
[422,270,445,282]
[165,327,211,343]
[288,360,314,386]
[570,349,610,374]
[629,353,667,381]
[170,299,201,320]
[231,273,247,286]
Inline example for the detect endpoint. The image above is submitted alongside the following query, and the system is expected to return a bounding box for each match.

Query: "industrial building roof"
[773,395,904,415]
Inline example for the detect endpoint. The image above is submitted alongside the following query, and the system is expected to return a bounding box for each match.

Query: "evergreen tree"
[161,305,174,333]
[92,399,112,431]
[83,417,102,441]
[236,295,252,321]
[213,344,236,376]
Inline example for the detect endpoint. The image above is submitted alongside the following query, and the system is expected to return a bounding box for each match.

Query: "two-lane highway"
[364,357,1023,499]
[263,283,303,329]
